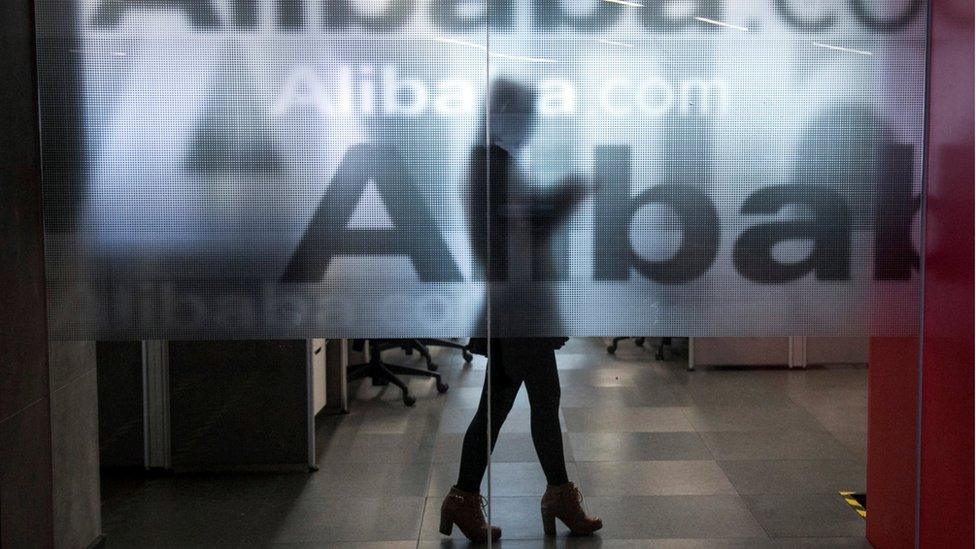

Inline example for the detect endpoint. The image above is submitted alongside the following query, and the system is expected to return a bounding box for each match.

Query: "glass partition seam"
[484,4,493,543]
[913,2,935,545]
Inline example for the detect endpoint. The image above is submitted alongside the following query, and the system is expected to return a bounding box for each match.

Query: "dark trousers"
[455,339,569,492]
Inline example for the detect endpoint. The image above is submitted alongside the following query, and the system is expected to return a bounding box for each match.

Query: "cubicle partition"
[96,339,352,472]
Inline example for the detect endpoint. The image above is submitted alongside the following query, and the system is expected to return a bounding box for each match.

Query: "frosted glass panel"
[36,1,926,339]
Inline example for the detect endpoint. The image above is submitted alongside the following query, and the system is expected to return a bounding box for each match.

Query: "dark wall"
[97,342,145,468]
[0,0,55,546]
[169,341,308,468]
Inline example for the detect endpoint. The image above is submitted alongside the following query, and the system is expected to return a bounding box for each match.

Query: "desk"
[310,339,349,415]
[688,337,868,370]
[100,340,325,472]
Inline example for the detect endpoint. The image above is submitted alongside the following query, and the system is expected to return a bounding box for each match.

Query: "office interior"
[92,336,874,547]
[1,1,972,548]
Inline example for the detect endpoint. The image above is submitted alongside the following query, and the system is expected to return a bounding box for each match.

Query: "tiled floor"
[101,338,871,547]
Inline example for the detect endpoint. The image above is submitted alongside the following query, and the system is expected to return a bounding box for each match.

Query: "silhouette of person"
[439,79,602,542]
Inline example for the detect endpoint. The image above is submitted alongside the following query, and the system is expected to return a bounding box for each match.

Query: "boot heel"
[542,511,557,535]
[439,515,454,536]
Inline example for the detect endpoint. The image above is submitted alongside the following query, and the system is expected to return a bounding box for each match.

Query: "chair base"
[607,337,644,354]
[349,344,449,406]
[607,337,671,360]
[418,339,474,363]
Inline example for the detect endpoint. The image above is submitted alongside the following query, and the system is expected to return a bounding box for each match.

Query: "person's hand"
[560,175,594,201]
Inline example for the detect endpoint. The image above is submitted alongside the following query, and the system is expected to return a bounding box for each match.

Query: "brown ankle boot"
[440,486,502,542]
[541,482,603,536]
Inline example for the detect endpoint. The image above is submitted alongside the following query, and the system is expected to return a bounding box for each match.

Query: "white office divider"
[142,340,171,470]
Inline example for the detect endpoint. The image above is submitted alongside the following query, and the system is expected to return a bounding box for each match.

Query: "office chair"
[654,337,673,360]
[349,339,449,406]
[607,337,646,354]
[607,337,672,360]
[396,340,437,370]
[400,339,474,371]
[419,339,474,363]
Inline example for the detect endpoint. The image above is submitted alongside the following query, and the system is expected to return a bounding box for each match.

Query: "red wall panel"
[868,0,974,546]
[917,0,974,544]
[867,337,919,548]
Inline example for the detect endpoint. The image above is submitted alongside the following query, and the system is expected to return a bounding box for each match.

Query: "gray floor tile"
[420,540,671,549]
[433,433,574,463]
[437,408,479,434]
[356,406,443,436]
[102,542,240,549]
[558,367,676,388]
[698,430,857,461]
[443,382,687,410]
[766,539,870,548]
[313,415,368,446]
[563,407,694,433]
[560,385,690,408]
[568,432,712,462]
[576,461,736,496]
[484,540,872,549]
[440,408,568,434]
[101,496,262,545]
[439,365,489,388]
[243,497,424,543]
[263,543,417,549]
[784,369,867,392]
[583,495,767,539]
[680,384,795,407]
[427,461,579,497]
[622,386,695,407]
[672,371,791,388]
[787,388,866,410]
[317,432,436,464]
[718,460,865,495]
[829,431,868,462]
[441,386,530,409]
[682,405,825,432]
[274,461,430,498]
[557,352,652,371]
[742,493,865,538]
[800,402,868,432]
[102,473,284,503]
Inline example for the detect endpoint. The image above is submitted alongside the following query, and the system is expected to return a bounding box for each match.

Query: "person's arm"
[466,146,488,267]
[532,175,590,227]
[467,144,512,270]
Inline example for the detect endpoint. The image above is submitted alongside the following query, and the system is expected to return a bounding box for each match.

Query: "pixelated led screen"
[37,1,927,339]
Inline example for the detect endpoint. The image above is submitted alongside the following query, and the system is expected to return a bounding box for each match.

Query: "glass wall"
[37,0,925,341]
[35,0,928,546]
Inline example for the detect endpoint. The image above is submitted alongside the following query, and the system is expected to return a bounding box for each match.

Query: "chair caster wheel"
[607,345,617,354]
[403,395,416,406]
[427,363,439,372]
[437,382,449,394]
[463,350,474,362]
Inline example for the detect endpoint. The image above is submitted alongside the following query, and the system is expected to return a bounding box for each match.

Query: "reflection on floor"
[101,338,871,548]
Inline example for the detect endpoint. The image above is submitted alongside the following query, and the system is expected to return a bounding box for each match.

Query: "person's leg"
[522,346,569,487]
[455,343,522,492]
